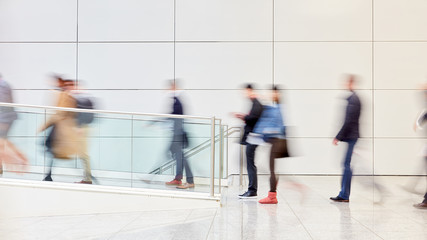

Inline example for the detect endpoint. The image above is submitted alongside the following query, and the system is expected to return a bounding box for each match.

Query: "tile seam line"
[3,41,427,43]
[104,212,145,240]
[204,208,219,240]
[278,191,315,240]
[49,214,99,239]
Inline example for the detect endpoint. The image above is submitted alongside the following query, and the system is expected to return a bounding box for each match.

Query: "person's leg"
[246,144,258,193]
[78,127,92,183]
[176,140,195,189]
[338,139,357,200]
[259,138,281,204]
[183,155,193,184]
[44,153,54,181]
[79,154,92,182]
[0,138,5,174]
[172,141,183,181]
[269,139,288,192]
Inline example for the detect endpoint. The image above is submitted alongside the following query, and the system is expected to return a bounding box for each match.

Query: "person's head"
[345,74,357,91]
[244,83,256,99]
[271,85,281,104]
[63,79,76,91]
[168,79,179,91]
[51,74,65,89]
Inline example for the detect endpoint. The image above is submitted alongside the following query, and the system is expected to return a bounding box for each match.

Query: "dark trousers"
[246,144,258,193]
[171,138,193,184]
[268,138,289,192]
[338,139,357,200]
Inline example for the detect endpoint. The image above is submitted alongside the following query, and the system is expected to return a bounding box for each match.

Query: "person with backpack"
[40,79,95,184]
[40,79,79,181]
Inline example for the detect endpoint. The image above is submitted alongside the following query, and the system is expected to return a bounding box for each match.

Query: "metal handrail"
[0,102,211,120]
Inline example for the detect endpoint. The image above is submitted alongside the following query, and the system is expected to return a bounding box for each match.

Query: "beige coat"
[39,91,81,159]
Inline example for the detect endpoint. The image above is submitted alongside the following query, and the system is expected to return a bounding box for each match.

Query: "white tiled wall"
[274,0,372,41]
[1,0,426,176]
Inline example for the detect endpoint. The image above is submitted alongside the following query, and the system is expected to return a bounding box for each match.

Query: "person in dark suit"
[234,84,263,198]
[330,75,361,202]
[165,80,194,189]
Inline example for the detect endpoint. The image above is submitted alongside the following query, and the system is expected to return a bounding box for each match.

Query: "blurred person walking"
[330,75,361,202]
[40,79,80,182]
[234,84,263,198]
[0,74,28,173]
[249,85,288,204]
[165,80,194,189]
[412,87,427,209]
[413,108,427,209]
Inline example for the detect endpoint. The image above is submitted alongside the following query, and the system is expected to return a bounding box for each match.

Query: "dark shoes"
[413,202,427,209]
[239,191,257,199]
[43,175,53,181]
[330,196,349,202]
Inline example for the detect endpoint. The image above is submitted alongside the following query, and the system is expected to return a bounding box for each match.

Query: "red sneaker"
[259,192,278,204]
[166,179,182,185]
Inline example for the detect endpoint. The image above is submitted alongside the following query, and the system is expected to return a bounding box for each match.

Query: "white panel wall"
[175,43,272,89]
[274,43,372,89]
[275,0,372,41]
[0,0,77,42]
[176,0,272,41]
[78,43,174,89]
[1,0,426,176]
[78,0,174,41]
[374,0,427,41]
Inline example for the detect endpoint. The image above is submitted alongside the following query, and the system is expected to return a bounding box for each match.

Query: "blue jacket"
[253,104,285,140]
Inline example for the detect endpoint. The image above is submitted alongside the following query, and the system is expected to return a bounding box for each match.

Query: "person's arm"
[414,109,427,131]
[244,100,263,125]
[39,92,75,132]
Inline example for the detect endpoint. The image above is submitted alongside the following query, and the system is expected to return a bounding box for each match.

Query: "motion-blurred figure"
[70,81,95,184]
[330,75,361,202]
[234,84,263,199]
[250,85,289,204]
[412,88,427,209]
[0,74,28,173]
[40,80,80,182]
[165,80,194,189]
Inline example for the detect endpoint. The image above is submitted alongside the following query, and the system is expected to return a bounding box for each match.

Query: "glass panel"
[0,103,219,196]
[131,116,213,194]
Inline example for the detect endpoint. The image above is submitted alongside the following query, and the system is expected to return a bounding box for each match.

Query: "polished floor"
[0,175,426,240]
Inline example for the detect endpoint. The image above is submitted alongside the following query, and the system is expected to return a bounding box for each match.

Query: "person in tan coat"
[40,80,90,182]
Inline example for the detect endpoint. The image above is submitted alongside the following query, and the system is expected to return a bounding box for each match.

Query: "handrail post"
[210,117,216,197]
[239,127,244,187]
[219,120,224,194]
[225,125,229,178]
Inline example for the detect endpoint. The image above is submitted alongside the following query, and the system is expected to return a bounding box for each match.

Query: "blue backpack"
[74,95,95,126]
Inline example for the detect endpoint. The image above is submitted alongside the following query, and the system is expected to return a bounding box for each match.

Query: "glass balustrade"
[0,103,226,197]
